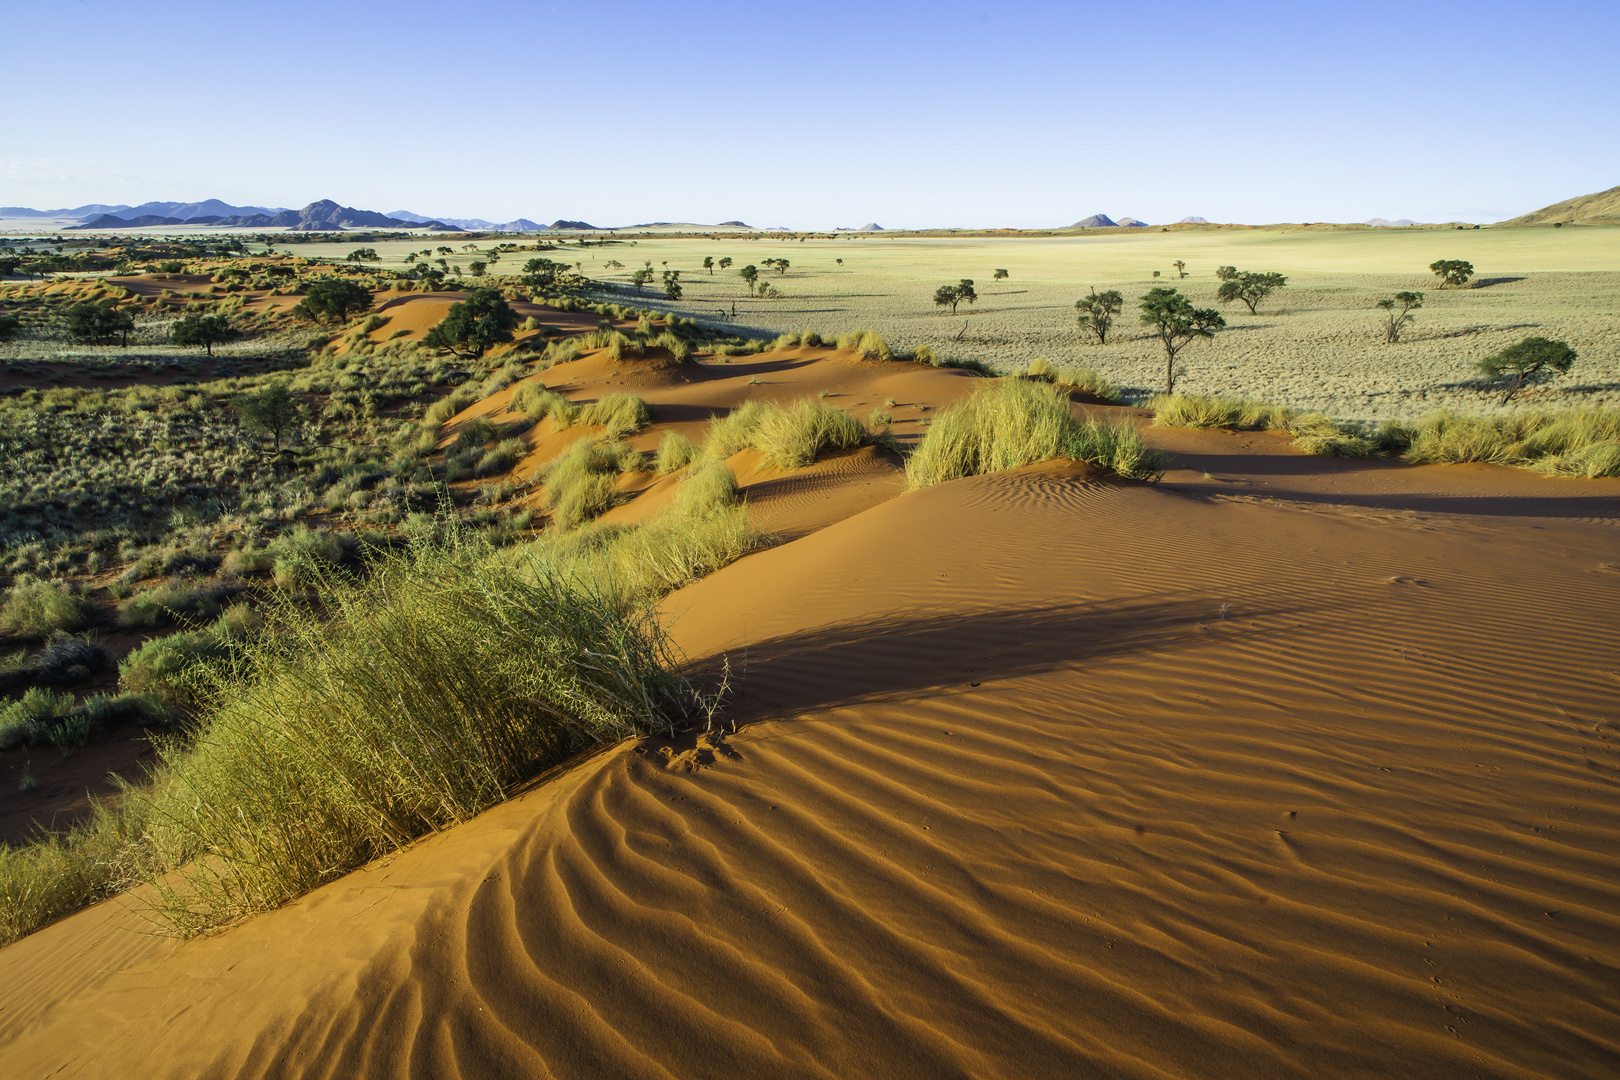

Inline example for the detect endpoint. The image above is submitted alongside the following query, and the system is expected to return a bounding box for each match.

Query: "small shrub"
[476,437,527,477]
[0,580,84,640]
[452,415,502,451]
[1051,366,1121,403]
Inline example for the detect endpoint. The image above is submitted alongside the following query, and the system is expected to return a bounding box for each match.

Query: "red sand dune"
[2,346,1617,1079]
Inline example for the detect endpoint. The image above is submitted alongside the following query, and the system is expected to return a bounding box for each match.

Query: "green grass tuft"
[907,379,1166,488]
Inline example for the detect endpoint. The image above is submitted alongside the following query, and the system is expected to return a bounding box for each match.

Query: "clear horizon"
[2,0,1615,228]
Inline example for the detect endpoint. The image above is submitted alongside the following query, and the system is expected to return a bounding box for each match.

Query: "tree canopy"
[293,278,373,325]
[1074,288,1124,344]
[662,269,683,302]
[65,301,135,346]
[171,312,235,356]
[738,264,759,287]
[422,288,518,360]
[1375,291,1423,343]
[1139,287,1225,394]
[522,257,573,291]
[345,247,379,262]
[1214,267,1288,314]
[238,382,301,451]
[1430,259,1475,288]
[993,268,1009,281]
[1477,336,1576,405]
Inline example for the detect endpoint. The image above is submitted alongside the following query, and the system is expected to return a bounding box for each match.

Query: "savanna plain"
[0,219,1616,1080]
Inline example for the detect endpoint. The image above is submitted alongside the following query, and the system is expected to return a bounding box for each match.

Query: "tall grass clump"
[579,393,652,440]
[752,399,865,468]
[1402,407,1620,476]
[834,330,893,361]
[0,579,85,639]
[655,430,701,475]
[703,400,768,460]
[137,537,694,933]
[530,461,764,605]
[907,379,1166,488]
[1151,392,1293,431]
[0,793,156,946]
[538,439,646,529]
[513,382,580,427]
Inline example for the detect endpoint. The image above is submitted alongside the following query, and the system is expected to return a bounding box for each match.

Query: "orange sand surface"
[2,346,1618,1079]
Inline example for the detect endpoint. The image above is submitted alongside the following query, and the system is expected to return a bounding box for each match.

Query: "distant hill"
[1364,217,1419,227]
[546,220,601,231]
[719,220,751,228]
[1071,214,1116,228]
[1500,184,1620,226]
[1178,216,1208,224]
[494,219,544,232]
[3,200,283,222]
[1116,217,1149,227]
[857,223,884,232]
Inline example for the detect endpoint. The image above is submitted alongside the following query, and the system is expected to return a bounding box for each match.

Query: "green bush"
[0,580,84,640]
[907,379,1166,488]
[1050,365,1121,403]
[451,415,502,451]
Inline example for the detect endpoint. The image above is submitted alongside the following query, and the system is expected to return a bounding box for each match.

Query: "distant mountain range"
[0,199,588,232]
[1364,217,1421,227]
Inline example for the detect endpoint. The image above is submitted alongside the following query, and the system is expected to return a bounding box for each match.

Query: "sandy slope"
[3,354,1619,1077]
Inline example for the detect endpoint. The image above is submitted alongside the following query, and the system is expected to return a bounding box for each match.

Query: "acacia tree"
[1074,288,1124,344]
[738,264,759,288]
[662,269,683,302]
[630,267,653,293]
[1173,260,1187,279]
[993,268,1009,281]
[718,257,733,272]
[1139,287,1225,394]
[238,382,300,451]
[171,312,235,356]
[346,247,379,262]
[423,287,518,359]
[468,260,488,277]
[1477,336,1576,405]
[65,301,135,346]
[1375,291,1423,343]
[1430,259,1475,288]
[933,283,969,314]
[293,278,372,324]
[1214,266,1288,314]
[703,256,714,275]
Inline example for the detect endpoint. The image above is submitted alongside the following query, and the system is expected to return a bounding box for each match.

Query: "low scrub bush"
[0,580,84,640]
[476,437,527,477]
[451,415,502,451]
[120,608,262,707]
[907,380,1166,488]
[0,633,108,692]
[579,393,652,440]
[1285,413,1379,459]
[119,579,236,629]
[834,330,893,361]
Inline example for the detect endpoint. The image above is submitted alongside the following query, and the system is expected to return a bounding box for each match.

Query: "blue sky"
[2,0,1615,227]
